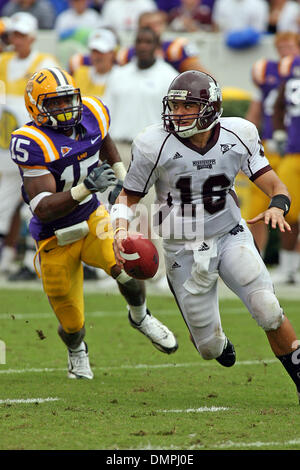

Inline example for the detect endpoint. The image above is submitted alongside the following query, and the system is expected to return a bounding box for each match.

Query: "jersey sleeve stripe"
[19,126,59,162]
[278,55,294,77]
[19,164,48,170]
[249,164,272,181]
[82,97,110,137]
[90,96,111,127]
[166,37,187,61]
[252,58,267,84]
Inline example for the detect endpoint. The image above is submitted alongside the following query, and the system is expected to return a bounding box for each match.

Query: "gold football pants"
[37,206,116,333]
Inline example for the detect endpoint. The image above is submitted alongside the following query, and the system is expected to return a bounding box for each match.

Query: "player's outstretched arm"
[247,169,291,232]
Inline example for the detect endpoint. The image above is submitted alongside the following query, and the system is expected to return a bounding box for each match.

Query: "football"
[120,233,159,280]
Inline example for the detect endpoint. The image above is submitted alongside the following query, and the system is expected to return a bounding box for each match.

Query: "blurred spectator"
[117,10,210,72]
[245,31,300,254]
[2,0,56,29]
[105,27,178,289]
[155,0,180,11]
[212,0,269,34]
[73,27,121,97]
[68,9,210,76]
[267,0,287,33]
[0,16,11,51]
[100,0,157,32]
[89,0,106,13]
[168,0,215,32]
[0,1,9,15]
[54,0,103,39]
[276,0,300,33]
[0,12,59,278]
[48,0,69,16]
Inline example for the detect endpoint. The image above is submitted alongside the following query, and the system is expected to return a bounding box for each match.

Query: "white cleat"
[67,342,94,379]
[128,309,178,354]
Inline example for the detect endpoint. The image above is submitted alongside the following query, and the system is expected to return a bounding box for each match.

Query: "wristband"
[113,227,127,237]
[112,162,126,181]
[268,194,290,216]
[70,183,91,202]
[110,203,134,225]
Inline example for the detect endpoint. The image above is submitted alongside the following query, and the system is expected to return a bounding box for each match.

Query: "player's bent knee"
[227,245,262,286]
[248,289,284,331]
[196,335,225,360]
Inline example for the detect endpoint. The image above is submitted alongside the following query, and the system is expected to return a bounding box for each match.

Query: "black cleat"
[216,338,236,367]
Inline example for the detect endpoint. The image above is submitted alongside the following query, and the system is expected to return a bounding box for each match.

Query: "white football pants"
[164,220,283,360]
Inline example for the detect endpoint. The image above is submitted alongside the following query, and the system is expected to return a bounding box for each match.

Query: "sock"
[69,341,85,353]
[279,250,300,276]
[277,347,300,393]
[129,302,147,324]
[23,249,36,272]
[0,246,16,272]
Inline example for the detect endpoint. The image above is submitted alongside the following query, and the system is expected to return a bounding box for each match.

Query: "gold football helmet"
[24,67,82,129]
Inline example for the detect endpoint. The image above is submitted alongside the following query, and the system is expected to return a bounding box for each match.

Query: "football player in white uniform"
[112,70,300,403]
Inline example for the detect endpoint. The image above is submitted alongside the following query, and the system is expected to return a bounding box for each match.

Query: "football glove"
[108,179,123,205]
[84,162,116,193]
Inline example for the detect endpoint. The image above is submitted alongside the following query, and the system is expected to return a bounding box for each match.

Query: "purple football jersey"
[281,56,300,153]
[253,60,281,140]
[10,96,111,241]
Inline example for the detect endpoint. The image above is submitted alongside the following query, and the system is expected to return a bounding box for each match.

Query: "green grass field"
[0,286,300,451]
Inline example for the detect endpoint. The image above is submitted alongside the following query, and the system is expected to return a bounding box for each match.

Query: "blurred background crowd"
[0,0,300,289]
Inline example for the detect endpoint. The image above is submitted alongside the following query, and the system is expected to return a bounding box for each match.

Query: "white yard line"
[0,397,60,404]
[214,438,300,449]
[158,406,229,413]
[0,358,278,375]
[0,306,250,320]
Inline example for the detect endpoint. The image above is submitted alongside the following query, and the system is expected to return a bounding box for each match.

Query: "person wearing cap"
[0,17,11,52]
[2,0,56,30]
[72,28,121,99]
[0,11,59,278]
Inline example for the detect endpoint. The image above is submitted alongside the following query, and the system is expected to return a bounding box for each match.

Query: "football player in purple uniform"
[112,70,300,404]
[245,31,300,254]
[10,67,178,379]
[272,53,300,284]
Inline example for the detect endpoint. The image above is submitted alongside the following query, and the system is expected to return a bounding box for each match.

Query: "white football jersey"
[124,117,271,241]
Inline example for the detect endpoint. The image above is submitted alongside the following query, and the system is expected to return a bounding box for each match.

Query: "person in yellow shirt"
[0,11,59,277]
[73,28,121,100]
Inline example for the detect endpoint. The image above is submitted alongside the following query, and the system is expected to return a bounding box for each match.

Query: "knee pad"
[42,264,70,297]
[196,333,226,360]
[228,245,262,286]
[248,289,284,331]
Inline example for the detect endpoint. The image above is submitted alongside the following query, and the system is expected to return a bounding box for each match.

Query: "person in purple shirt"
[10,66,178,380]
